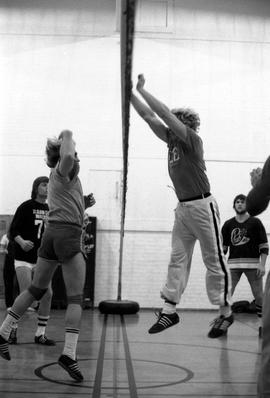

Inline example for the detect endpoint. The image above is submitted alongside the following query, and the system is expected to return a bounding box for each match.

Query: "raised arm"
[131,92,168,142]
[58,130,76,177]
[135,74,187,141]
[246,156,270,216]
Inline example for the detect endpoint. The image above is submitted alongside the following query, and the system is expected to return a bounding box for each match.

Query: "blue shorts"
[38,223,82,263]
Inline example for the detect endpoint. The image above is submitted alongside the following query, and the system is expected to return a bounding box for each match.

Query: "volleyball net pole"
[99,0,139,314]
[118,0,136,300]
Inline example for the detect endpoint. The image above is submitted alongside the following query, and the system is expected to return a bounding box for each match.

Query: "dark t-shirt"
[9,199,49,264]
[167,126,210,200]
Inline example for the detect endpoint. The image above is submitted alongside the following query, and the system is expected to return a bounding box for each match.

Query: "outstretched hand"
[250,167,262,187]
[136,74,145,91]
[58,130,73,140]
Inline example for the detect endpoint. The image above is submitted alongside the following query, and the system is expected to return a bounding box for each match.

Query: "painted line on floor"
[91,312,138,397]
[112,315,119,398]
[121,315,138,398]
[92,313,107,398]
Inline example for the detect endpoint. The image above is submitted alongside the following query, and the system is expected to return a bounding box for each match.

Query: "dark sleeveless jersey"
[167,126,210,200]
[9,199,49,264]
[221,216,269,269]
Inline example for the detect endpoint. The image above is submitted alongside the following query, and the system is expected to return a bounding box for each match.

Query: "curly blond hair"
[171,107,200,132]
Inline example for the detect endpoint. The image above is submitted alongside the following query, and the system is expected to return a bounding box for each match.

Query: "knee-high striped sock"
[35,315,49,337]
[256,304,262,327]
[0,310,20,341]
[63,328,79,360]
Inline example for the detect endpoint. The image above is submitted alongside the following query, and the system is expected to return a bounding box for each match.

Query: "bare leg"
[38,284,53,318]
[62,252,86,335]
[16,266,37,311]
[57,252,86,381]
[35,282,55,344]
[16,266,32,294]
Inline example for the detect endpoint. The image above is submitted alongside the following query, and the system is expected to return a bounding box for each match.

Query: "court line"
[112,315,119,398]
[91,313,138,397]
[121,315,138,398]
[92,313,107,397]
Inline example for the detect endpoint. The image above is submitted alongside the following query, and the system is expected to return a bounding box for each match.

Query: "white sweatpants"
[161,195,231,306]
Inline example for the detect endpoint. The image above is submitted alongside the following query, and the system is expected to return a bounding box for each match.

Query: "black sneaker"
[148,312,179,334]
[58,354,84,382]
[35,335,56,346]
[8,328,17,345]
[0,335,11,360]
[208,314,234,338]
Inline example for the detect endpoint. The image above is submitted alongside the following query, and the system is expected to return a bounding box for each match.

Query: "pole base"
[98,299,140,315]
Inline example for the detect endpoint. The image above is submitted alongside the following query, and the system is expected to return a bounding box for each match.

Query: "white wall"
[1,0,270,308]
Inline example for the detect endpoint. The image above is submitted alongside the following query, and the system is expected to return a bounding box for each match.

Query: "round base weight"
[98,299,140,315]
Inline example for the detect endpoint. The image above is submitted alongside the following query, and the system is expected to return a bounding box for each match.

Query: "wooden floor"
[0,305,261,398]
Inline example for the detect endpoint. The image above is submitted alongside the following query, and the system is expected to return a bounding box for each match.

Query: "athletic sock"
[35,315,49,337]
[11,323,18,331]
[219,305,232,318]
[63,328,79,360]
[256,304,262,327]
[162,302,176,315]
[0,310,20,340]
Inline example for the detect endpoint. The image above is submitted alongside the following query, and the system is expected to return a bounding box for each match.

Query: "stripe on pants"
[209,202,229,306]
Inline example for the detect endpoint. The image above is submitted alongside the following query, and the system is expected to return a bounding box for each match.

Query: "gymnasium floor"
[0,305,261,398]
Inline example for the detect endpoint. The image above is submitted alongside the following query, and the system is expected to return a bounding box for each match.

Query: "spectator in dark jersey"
[222,194,269,336]
[7,176,55,345]
[0,130,86,382]
[245,156,270,397]
[131,74,232,338]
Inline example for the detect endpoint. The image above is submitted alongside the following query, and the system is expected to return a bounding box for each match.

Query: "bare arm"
[136,74,187,141]
[246,156,270,216]
[14,235,34,252]
[257,252,267,277]
[9,204,34,251]
[58,130,76,177]
[131,92,168,142]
